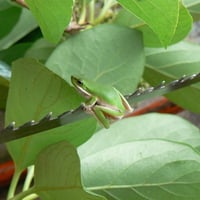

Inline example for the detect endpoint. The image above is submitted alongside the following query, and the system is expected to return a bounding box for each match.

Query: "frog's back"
[87,80,125,109]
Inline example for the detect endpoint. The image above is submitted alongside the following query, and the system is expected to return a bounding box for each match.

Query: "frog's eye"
[77,79,83,86]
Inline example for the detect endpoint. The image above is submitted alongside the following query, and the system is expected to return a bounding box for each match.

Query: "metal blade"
[126,72,200,104]
[0,73,200,143]
[0,106,89,143]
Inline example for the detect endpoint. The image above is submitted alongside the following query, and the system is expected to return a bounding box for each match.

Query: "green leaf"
[25,38,56,62]
[46,24,145,94]
[0,61,10,109]
[79,114,200,200]
[0,8,37,50]
[0,79,8,109]
[0,6,21,39]
[0,43,32,65]
[25,0,73,43]
[183,0,200,20]
[138,3,192,47]
[115,3,192,47]
[0,0,11,10]
[6,58,96,170]
[117,0,183,47]
[144,41,200,113]
[34,141,105,200]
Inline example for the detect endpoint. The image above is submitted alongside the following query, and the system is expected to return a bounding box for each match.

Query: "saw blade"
[127,72,200,104]
[0,72,200,143]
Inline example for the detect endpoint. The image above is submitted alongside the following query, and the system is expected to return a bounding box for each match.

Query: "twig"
[12,0,29,9]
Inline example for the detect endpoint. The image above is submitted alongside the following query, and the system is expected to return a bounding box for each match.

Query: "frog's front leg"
[82,96,98,113]
[83,96,124,128]
[91,106,110,128]
[82,97,110,128]
[91,104,123,129]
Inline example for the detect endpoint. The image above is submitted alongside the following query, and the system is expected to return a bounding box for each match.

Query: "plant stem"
[89,0,95,23]
[22,193,39,200]
[78,0,87,24]
[93,0,116,25]
[7,169,21,199]
[9,187,37,200]
[22,166,34,191]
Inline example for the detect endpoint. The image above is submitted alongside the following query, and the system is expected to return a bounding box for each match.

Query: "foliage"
[0,0,200,199]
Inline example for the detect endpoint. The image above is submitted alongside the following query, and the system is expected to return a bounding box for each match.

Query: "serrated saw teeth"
[38,112,53,123]
[19,120,36,128]
[154,81,166,89]
[127,72,200,101]
[190,73,197,79]
[5,121,16,131]
[58,110,73,118]
[170,79,179,86]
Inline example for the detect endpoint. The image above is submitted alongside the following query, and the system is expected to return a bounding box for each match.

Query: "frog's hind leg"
[91,106,110,129]
[119,93,133,112]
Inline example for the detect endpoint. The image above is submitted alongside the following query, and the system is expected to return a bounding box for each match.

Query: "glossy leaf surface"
[79,114,200,200]
[34,141,105,200]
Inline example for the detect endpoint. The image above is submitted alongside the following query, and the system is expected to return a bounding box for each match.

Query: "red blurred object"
[0,97,183,188]
[0,161,15,187]
[128,97,183,117]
